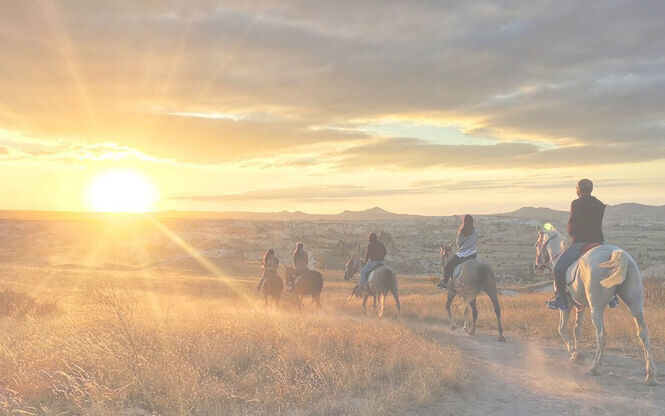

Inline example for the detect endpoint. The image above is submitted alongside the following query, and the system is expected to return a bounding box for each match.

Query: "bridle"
[534,231,562,273]
[344,257,363,281]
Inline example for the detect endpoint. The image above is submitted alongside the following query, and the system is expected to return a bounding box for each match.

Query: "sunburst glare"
[86,170,157,212]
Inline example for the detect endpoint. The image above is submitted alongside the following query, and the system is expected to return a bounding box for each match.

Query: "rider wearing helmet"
[359,232,387,289]
[547,179,606,310]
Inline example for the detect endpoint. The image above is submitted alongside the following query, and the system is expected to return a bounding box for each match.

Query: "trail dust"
[406,321,665,416]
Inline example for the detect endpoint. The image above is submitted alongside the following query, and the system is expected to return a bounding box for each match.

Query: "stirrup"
[546,298,569,311]
[609,295,620,308]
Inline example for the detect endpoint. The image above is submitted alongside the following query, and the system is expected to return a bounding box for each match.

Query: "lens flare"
[87,170,157,212]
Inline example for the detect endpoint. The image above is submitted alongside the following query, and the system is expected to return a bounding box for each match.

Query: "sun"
[86,170,158,212]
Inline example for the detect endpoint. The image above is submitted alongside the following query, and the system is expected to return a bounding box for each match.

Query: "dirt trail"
[408,322,665,416]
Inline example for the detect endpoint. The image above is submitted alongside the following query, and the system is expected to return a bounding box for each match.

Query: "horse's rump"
[294,270,323,295]
[454,260,493,302]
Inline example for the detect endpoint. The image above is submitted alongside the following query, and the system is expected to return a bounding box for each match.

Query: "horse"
[343,257,400,318]
[440,242,505,342]
[284,266,323,309]
[260,270,283,307]
[534,226,657,384]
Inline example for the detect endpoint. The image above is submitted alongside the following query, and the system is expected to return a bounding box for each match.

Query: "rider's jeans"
[360,261,384,286]
[553,242,586,295]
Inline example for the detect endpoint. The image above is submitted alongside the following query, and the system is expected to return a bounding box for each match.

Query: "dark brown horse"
[260,270,284,306]
[284,266,323,309]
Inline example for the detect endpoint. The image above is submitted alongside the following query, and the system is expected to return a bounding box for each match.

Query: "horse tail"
[457,264,485,304]
[599,249,629,289]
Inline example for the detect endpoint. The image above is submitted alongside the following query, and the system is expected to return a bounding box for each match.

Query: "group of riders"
[257,178,607,311]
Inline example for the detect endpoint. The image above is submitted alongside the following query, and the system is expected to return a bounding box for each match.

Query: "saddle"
[581,243,602,255]
[366,264,387,285]
[452,258,475,280]
[293,268,308,285]
[564,243,605,312]
[565,243,603,286]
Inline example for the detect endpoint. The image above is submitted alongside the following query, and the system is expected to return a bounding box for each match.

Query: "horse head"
[343,256,360,281]
[284,265,295,291]
[440,242,456,265]
[533,226,562,275]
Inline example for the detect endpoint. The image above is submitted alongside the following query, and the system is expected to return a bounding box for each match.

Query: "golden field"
[0,267,463,416]
[1,263,664,415]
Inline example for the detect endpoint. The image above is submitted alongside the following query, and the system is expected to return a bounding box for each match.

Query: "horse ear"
[536,225,541,232]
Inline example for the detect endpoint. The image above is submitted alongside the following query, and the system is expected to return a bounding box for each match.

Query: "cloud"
[170,185,412,202]
[336,137,665,170]
[1,0,664,168]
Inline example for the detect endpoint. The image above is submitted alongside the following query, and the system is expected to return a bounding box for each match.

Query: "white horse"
[534,227,657,384]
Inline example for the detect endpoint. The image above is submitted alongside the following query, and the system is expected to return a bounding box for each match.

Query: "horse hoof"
[570,352,582,362]
[590,368,600,376]
[468,331,475,337]
[497,335,506,343]
[645,376,659,386]
[450,325,457,331]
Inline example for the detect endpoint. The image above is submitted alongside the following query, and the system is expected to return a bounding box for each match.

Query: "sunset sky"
[1,1,664,215]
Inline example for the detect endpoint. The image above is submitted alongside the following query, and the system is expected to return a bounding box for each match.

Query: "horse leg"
[488,292,505,342]
[314,295,322,310]
[388,286,400,317]
[362,292,369,314]
[558,307,572,353]
[446,290,457,331]
[469,299,478,336]
[378,294,385,318]
[571,309,584,362]
[589,305,607,375]
[627,304,658,384]
[372,292,378,310]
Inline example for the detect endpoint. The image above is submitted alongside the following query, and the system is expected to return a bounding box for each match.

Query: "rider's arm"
[567,200,580,239]
[365,244,371,262]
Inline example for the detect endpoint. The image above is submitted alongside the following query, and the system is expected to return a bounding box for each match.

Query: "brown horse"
[284,266,323,309]
[440,242,505,342]
[260,270,284,307]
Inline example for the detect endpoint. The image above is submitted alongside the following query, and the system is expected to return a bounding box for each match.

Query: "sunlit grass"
[0,267,463,415]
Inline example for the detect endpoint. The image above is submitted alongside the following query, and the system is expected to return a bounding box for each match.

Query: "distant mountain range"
[1,203,663,222]
[501,203,665,222]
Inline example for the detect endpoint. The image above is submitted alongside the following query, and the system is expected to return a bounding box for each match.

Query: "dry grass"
[0,287,58,318]
[397,274,665,362]
[0,267,463,416]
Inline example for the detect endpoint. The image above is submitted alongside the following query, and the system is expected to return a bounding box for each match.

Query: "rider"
[257,249,279,291]
[292,242,309,283]
[547,179,606,310]
[437,214,478,289]
[359,232,387,289]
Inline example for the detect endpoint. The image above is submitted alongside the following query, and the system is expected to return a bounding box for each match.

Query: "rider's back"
[366,240,386,262]
[567,195,605,243]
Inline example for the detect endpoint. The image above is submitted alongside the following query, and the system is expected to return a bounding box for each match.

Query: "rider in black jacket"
[547,179,605,310]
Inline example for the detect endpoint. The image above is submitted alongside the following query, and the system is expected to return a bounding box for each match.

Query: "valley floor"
[408,322,664,416]
[0,265,664,415]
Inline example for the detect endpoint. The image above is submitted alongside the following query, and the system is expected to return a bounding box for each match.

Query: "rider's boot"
[436,278,448,289]
[546,292,570,311]
[609,294,620,308]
